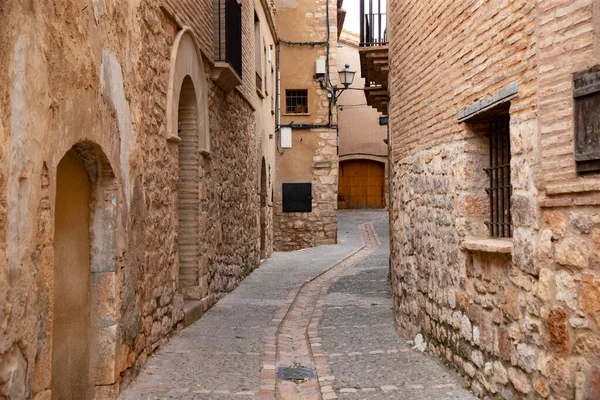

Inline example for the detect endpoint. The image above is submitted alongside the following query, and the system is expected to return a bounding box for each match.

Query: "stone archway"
[166,28,210,301]
[260,157,267,260]
[51,141,118,398]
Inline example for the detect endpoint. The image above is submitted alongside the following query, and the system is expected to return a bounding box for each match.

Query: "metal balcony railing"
[216,0,243,78]
[359,0,387,47]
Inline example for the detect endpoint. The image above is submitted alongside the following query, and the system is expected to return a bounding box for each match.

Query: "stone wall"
[0,0,271,398]
[274,0,340,251]
[273,127,338,251]
[388,0,599,399]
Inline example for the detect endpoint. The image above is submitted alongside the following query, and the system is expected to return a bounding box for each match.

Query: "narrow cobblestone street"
[120,211,476,400]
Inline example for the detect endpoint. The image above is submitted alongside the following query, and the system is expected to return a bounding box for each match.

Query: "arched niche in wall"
[166,27,210,153]
[50,141,119,398]
[260,157,267,260]
[167,27,210,297]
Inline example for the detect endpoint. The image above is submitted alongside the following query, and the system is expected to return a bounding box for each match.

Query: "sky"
[343,0,360,34]
[342,0,387,35]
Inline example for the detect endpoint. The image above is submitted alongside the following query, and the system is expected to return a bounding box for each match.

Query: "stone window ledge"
[461,237,513,254]
[545,179,600,196]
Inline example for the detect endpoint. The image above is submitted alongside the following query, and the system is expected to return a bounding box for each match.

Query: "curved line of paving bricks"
[257,218,382,400]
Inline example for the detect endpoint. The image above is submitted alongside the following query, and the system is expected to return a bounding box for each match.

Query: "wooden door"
[338,159,385,209]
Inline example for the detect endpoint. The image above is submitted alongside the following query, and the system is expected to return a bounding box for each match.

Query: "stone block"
[93,324,119,385]
[581,274,600,314]
[570,213,590,234]
[555,270,577,310]
[533,376,549,398]
[588,365,600,400]
[500,285,521,320]
[515,343,536,373]
[508,367,532,394]
[555,237,590,269]
[573,333,600,356]
[0,345,27,400]
[538,268,554,301]
[493,361,509,385]
[495,327,513,361]
[513,228,537,276]
[545,212,567,236]
[547,308,569,353]
[512,194,533,227]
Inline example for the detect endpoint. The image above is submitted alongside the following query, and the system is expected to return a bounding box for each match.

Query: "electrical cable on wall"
[276,0,337,131]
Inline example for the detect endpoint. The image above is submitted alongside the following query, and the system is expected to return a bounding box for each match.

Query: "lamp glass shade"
[338,64,356,88]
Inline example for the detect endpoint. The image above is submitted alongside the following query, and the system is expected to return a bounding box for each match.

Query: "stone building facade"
[0,0,276,398]
[387,0,600,399]
[273,0,343,251]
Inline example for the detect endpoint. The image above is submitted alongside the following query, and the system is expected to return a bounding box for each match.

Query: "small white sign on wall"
[281,127,292,148]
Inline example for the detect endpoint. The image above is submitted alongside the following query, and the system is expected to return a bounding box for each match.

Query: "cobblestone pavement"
[120,211,476,400]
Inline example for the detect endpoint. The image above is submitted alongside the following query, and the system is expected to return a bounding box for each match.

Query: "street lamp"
[338,64,356,89]
[315,63,356,104]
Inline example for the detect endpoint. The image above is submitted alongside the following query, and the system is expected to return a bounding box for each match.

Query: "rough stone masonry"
[0,0,276,398]
[388,0,600,399]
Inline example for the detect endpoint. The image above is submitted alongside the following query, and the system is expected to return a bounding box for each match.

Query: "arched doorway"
[52,149,92,398]
[338,159,385,209]
[177,76,200,290]
[260,157,267,260]
[51,142,118,399]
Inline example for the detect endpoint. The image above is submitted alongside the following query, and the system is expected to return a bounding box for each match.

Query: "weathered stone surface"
[573,334,600,356]
[538,268,554,301]
[533,376,549,398]
[547,308,570,353]
[570,213,590,234]
[555,270,577,310]
[555,237,590,269]
[508,367,532,394]
[0,345,27,400]
[545,212,567,236]
[516,343,536,373]
[512,194,533,227]
[581,274,600,314]
[493,361,509,385]
[589,365,600,400]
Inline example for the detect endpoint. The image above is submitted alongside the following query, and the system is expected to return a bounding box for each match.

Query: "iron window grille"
[484,114,512,238]
[286,90,308,114]
[215,0,242,78]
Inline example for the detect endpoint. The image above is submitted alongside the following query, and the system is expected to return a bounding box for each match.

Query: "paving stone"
[119,211,476,400]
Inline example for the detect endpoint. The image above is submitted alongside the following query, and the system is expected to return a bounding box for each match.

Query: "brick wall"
[389,0,600,398]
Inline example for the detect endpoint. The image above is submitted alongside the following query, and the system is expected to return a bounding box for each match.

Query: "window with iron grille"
[215,0,242,78]
[286,90,308,114]
[485,114,512,238]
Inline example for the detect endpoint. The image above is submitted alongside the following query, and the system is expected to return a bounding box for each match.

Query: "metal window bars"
[216,0,243,78]
[285,90,308,114]
[359,0,387,47]
[484,115,512,238]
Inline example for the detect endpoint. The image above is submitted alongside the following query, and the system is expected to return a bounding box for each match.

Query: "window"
[215,0,242,78]
[286,90,308,114]
[574,66,600,174]
[254,11,262,91]
[485,114,512,238]
[264,40,268,95]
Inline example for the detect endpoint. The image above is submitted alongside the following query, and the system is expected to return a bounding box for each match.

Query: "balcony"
[213,0,243,92]
[359,0,389,115]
